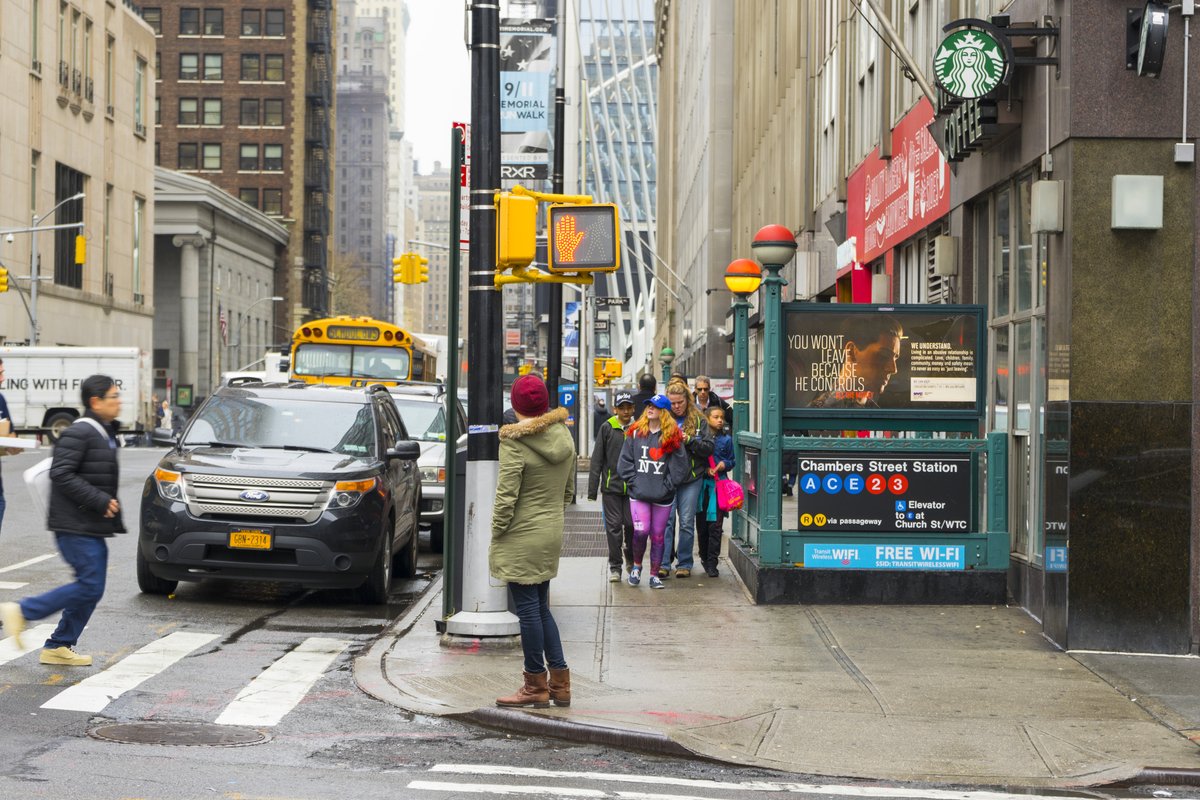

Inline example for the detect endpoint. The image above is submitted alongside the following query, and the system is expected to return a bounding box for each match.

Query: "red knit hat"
[510,374,549,417]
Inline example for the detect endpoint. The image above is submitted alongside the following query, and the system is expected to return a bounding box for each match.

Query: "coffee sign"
[934,30,1007,99]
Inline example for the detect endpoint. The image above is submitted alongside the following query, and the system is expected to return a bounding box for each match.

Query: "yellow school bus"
[288,316,419,385]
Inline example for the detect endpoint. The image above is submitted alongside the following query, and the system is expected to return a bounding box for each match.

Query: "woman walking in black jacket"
[0,375,125,666]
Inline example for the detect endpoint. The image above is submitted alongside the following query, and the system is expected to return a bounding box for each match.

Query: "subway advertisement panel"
[783,304,985,418]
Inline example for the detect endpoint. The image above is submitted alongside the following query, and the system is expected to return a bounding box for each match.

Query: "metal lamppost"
[751,224,796,561]
[724,258,762,487]
[29,191,86,344]
[231,296,283,368]
[659,346,675,385]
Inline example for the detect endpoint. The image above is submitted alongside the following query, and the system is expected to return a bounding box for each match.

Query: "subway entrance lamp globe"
[724,258,762,297]
[751,224,798,268]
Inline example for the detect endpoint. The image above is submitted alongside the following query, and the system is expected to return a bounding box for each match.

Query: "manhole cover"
[88,722,270,747]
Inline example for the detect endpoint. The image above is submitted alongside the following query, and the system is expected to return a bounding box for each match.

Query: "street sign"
[594,296,630,308]
[558,383,578,410]
[593,319,609,332]
[793,452,973,534]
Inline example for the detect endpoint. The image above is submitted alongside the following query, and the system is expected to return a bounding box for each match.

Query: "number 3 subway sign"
[794,452,973,536]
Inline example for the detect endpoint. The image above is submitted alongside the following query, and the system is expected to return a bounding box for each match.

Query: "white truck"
[0,347,152,441]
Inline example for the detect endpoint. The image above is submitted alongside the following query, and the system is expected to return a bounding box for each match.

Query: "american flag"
[218,305,228,345]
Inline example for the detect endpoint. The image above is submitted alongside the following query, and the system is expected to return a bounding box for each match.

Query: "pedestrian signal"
[0,266,8,293]
[495,193,537,270]
[546,204,619,273]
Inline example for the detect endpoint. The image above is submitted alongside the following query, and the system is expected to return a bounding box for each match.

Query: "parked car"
[138,381,422,603]
[386,383,466,553]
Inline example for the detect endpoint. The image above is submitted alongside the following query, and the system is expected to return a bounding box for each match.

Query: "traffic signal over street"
[391,252,429,284]
[546,204,619,273]
[0,266,8,293]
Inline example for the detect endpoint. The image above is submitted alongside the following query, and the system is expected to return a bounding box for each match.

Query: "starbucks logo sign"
[933,30,1007,99]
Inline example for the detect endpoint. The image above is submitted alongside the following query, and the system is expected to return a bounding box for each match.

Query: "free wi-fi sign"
[546,204,620,273]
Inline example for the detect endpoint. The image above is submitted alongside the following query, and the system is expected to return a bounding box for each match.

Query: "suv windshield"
[182,395,377,457]
[393,398,446,442]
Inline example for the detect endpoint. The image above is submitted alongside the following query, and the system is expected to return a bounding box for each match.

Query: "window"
[241,9,261,36]
[133,196,144,301]
[239,98,258,125]
[178,143,198,169]
[155,51,160,79]
[263,98,283,126]
[83,18,93,92]
[179,8,200,35]
[202,98,221,125]
[142,7,161,35]
[264,54,283,81]
[203,53,222,80]
[202,143,221,170]
[179,53,199,80]
[134,57,146,132]
[263,144,283,171]
[262,188,282,216]
[240,54,260,81]
[31,0,41,68]
[203,8,223,35]
[154,96,160,124]
[239,144,259,171]
[178,98,198,124]
[239,188,258,207]
[53,163,86,288]
[104,35,113,112]
[265,9,285,36]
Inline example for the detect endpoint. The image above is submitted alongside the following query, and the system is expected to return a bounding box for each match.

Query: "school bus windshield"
[293,343,411,381]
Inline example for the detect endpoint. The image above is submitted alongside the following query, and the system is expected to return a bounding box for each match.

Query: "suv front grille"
[184,474,331,523]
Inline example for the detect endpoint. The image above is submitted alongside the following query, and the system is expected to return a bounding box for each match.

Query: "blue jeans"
[508,581,567,674]
[667,479,703,571]
[20,533,108,650]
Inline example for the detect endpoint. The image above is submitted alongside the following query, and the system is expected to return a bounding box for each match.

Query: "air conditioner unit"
[933,235,958,276]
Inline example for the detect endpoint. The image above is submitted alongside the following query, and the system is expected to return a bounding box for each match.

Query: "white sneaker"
[0,602,25,650]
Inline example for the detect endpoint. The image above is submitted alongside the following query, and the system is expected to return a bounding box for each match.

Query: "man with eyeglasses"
[692,376,732,432]
[1,374,126,667]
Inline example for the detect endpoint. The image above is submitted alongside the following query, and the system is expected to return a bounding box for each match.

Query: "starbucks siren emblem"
[933,30,1007,99]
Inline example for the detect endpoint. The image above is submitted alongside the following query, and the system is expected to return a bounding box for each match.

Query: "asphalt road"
[0,448,1193,800]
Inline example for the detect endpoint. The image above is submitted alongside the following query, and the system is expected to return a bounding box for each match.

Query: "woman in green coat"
[491,374,577,709]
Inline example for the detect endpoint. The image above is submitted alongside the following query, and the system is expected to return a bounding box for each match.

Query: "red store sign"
[846,98,950,266]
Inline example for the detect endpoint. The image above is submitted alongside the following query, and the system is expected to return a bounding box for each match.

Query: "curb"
[459,707,695,760]
[353,573,445,709]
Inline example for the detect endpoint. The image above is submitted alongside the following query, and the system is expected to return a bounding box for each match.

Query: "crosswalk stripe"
[408,782,605,798]
[0,582,28,590]
[0,625,58,664]
[214,636,349,727]
[0,554,55,574]
[40,631,218,713]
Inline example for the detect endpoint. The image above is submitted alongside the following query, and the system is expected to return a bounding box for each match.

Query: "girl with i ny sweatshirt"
[616,394,690,589]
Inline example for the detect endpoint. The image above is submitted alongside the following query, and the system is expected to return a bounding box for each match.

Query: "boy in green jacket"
[588,391,636,582]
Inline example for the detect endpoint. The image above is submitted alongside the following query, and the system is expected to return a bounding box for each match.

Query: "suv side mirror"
[388,439,421,461]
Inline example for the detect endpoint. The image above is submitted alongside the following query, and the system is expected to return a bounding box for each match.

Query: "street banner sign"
[499,18,554,174]
[783,304,985,421]
[793,451,973,535]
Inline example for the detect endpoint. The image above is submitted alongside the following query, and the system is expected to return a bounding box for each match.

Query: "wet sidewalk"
[355,496,1200,788]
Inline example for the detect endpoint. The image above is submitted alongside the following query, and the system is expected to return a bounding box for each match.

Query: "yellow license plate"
[229,530,272,550]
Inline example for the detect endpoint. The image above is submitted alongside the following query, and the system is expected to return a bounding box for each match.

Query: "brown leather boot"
[548,667,571,707]
[495,670,550,708]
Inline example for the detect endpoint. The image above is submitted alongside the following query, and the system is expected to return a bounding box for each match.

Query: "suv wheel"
[357,522,393,604]
[395,516,419,578]
[136,546,179,595]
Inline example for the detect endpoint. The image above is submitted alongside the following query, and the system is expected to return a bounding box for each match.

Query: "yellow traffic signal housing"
[518,364,532,376]
[495,193,537,270]
[392,254,408,284]
[413,254,429,284]
[0,266,8,293]
[546,203,620,273]
[603,358,622,379]
[74,235,86,265]
[593,357,622,386]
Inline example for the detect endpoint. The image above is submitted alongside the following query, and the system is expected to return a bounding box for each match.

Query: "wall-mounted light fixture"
[1031,180,1064,233]
[1111,174,1164,229]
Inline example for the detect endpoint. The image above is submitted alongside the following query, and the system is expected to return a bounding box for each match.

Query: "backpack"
[23,417,110,524]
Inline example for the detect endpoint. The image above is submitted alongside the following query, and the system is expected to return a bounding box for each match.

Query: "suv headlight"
[155,468,184,501]
[330,477,378,508]
[419,466,446,484]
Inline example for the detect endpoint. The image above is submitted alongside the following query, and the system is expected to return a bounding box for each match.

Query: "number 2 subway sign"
[784,304,985,421]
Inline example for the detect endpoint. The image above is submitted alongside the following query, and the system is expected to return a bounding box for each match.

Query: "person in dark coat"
[0,375,126,666]
[630,373,657,411]
[588,391,636,582]
[692,375,733,432]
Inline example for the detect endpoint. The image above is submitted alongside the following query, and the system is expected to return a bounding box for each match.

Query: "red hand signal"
[554,215,586,262]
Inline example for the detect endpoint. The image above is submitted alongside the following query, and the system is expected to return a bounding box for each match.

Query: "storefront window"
[1016,177,1034,313]
[995,187,1011,315]
[1014,320,1031,432]
[992,326,1008,432]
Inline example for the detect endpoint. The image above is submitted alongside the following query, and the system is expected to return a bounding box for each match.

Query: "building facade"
[656,0,1200,653]
[152,168,288,406]
[414,164,463,340]
[334,1,391,320]
[0,0,157,350]
[144,0,333,331]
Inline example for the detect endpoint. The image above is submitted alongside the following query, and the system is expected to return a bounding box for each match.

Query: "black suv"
[138,381,422,603]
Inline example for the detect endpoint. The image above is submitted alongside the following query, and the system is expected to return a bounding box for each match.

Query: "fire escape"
[303,0,332,319]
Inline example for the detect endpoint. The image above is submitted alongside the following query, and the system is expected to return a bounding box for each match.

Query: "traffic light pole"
[547,2,566,408]
[445,0,519,638]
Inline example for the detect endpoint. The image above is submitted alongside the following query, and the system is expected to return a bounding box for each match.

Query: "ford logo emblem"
[240,490,270,502]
